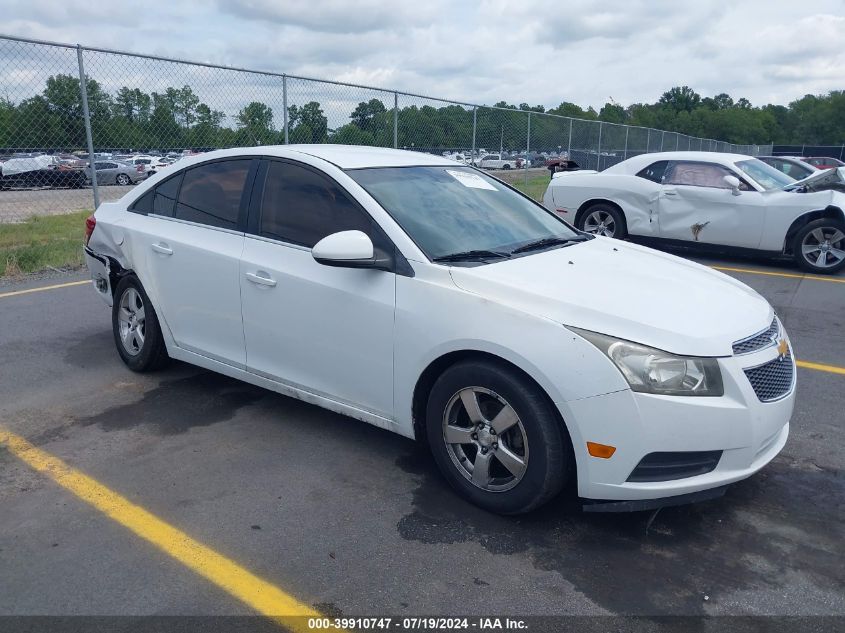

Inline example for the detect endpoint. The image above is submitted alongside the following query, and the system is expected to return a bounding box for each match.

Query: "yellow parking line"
[0,279,90,299]
[711,265,845,284]
[796,360,845,376]
[0,429,322,631]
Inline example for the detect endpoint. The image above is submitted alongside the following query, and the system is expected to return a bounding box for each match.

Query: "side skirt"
[628,235,785,260]
[167,346,409,438]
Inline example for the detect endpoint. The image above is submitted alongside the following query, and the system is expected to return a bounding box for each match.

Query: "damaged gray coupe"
[542,152,845,273]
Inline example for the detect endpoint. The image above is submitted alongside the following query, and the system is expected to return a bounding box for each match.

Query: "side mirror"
[312,230,390,270]
[723,175,741,195]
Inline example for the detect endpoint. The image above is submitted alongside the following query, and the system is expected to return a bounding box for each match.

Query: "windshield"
[347,165,579,260]
[734,159,795,191]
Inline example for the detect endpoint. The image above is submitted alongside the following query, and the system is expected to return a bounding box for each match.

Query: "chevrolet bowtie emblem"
[777,339,789,359]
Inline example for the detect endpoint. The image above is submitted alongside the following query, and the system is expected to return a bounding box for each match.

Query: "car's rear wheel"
[578,203,626,238]
[112,275,169,372]
[793,218,845,274]
[116,173,131,186]
[426,359,570,514]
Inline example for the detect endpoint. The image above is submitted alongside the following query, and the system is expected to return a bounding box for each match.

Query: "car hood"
[448,237,772,357]
[786,166,845,194]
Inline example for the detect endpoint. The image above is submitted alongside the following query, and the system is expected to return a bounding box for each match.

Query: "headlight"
[571,328,724,397]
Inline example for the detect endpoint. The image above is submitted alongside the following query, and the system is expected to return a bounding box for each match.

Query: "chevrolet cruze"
[84,145,795,514]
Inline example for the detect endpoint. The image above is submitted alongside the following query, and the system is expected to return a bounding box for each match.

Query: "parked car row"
[0,149,201,190]
[543,151,845,273]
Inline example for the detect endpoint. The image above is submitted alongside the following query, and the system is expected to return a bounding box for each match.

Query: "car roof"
[607,151,754,174]
[176,144,456,169]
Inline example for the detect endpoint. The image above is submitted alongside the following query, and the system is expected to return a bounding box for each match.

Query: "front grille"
[744,352,794,402]
[733,318,779,355]
[627,450,723,482]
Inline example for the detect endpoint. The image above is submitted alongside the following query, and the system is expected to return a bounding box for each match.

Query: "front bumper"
[564,339,795,503]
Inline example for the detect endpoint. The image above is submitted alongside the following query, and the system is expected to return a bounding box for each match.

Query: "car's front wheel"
[426,359,570,514]
[578,203,626,239]
[116,173,131,186]
[112,275,170,372]
[793,218,845,274]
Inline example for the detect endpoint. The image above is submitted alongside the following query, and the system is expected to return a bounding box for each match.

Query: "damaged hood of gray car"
[786,167,845,194]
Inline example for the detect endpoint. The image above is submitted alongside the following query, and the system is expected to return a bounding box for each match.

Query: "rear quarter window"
[636,161,669,183]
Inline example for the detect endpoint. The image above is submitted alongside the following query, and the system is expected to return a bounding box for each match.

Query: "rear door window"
[153,173,183,217]
[174,160,251,230]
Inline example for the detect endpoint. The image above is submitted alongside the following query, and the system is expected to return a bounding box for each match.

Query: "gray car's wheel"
[577,203,626,239]
[793,219,845,274]
[116,173,131,186]
[112,275,169,372]
[426,359,571,514]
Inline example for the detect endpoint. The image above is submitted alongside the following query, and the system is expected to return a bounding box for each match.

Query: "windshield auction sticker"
[446,169,498,191]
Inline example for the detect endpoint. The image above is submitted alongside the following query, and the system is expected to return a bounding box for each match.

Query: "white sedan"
[84,145,793,514]
[543,151,845,273]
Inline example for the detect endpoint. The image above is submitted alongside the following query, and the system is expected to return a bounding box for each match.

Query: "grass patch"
[509,174,551,202]
[0,211,89,277]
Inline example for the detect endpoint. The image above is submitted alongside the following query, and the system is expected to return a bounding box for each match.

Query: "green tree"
[236,101,274,145]
[289,102,327,142]
[350,98,387,133]
[659,86,701,113]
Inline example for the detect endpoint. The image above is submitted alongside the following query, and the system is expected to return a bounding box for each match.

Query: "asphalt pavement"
[0,251,843,622]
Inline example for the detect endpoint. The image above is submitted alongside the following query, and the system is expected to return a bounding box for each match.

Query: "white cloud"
[0,0,843,112]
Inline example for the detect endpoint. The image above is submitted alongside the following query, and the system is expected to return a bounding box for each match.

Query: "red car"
[800,156,845,170]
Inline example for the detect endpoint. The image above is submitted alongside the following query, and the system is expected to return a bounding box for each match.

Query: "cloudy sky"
[3,0,845,110]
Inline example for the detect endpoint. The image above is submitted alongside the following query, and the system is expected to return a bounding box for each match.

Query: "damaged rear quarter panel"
[550,174,658,236]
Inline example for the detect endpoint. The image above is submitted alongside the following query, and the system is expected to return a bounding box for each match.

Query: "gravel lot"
[0,252,843,626]
[0,185,135,223]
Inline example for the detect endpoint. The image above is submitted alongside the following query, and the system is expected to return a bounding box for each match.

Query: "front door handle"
[245,271,277,287]
[662,188,678,196]
[151,242,173,256]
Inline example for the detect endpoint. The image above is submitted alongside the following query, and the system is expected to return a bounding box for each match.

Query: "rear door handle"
[245,271,277,287]
[662,188,677,196]
[151,242,173,255]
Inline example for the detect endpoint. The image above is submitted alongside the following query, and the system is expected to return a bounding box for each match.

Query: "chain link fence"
[0,34,771,223]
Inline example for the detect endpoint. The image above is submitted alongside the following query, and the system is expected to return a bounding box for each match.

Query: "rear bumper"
[84,246,113,306]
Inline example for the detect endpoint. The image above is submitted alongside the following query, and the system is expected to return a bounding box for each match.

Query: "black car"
[0,156,88,190]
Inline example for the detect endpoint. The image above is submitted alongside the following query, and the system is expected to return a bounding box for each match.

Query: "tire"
[792,218,845,274]
[116,173,131,186]
[503,164,511,170]
[112,275,170,372]
[577,202,626,239]
[425,359,571,515]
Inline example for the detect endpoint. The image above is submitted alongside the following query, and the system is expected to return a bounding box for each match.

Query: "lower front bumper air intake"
[626,450,723,482]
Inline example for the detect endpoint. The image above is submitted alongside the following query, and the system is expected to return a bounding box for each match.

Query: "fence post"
[623,126,629,160]
[646,128,651,152]
[282,75,289,144]
[660,130,665,151]
[393,92,398,149]
[76,45,99,210]
[840,145,844,161]
[471,106,477,161]
[597,121,603,170]
[567,118,573,157]
[525,112,531,185]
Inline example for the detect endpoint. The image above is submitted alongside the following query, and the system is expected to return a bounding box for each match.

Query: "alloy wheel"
[442,387,529,492]
[117,287,146,356]
[801,227,845,269]
[583,209,616,237]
